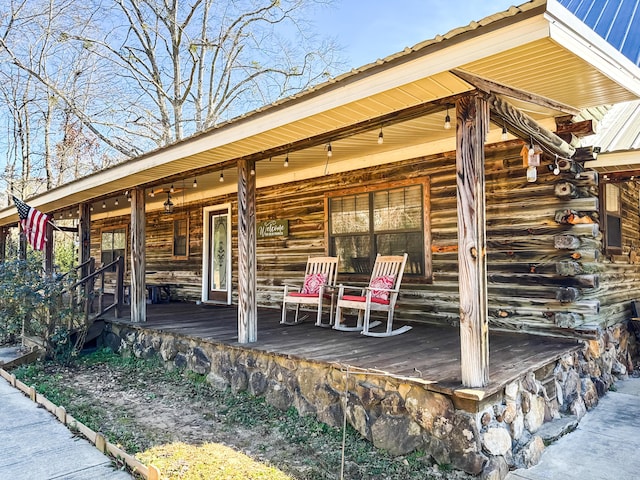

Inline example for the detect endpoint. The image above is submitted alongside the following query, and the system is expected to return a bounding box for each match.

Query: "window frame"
[100,225,128,271]
[324,177,432,282]
[601,181,623,255]
[172,216,190,260]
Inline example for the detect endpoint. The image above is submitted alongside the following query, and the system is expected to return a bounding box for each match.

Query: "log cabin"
[2,0,640,476]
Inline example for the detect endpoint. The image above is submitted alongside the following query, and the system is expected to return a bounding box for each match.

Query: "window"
[603,182,622,254]
[173,217,189,258]
[101,227,126,271]
[326,179,431,279]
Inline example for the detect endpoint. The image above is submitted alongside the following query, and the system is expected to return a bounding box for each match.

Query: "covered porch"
[105,302,581,409]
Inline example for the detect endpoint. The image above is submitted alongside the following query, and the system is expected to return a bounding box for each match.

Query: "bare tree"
[0,0,342,173]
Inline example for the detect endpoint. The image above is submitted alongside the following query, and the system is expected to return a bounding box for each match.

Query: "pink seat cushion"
[288,292,320,298]
[369,275,395,301]
[301,273,327,295]
[341,294,390,305]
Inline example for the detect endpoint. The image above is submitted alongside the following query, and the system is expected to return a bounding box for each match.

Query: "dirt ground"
[16,354,475,480]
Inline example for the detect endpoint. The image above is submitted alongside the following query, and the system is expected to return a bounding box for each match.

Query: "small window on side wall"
[173,217,189,258]
[603,182,622,254]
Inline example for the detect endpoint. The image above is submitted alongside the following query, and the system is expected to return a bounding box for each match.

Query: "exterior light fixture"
[163,192,174,213]
[90,204,94,211]
[193,177,198,188]
[250,167,256,176]
[501,123,508,141]
[327,143,332,158]
[378,126,384,144]
[102,201,106,209]
[150,188,155,197]
[170,184,175,193]
[219,170,224,182]
[284,153,289,168]
[114,197,119,206]
[444,105,451,130]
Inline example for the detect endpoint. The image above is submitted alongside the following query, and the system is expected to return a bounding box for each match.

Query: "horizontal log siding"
[88,141,640,338]
[594,180,640,328]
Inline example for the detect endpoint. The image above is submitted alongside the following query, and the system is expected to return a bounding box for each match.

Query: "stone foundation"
[102,321,635,479]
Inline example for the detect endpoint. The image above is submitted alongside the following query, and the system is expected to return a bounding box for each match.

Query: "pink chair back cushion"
[301,273,327,295]
[370,275,395,301]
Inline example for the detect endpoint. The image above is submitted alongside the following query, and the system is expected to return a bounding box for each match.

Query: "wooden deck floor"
[109,302,581,399]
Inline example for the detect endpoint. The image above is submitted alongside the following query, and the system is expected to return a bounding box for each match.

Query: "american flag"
[13,196,49,251]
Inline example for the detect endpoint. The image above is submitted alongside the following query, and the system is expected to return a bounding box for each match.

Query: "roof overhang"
[2,0,640,226]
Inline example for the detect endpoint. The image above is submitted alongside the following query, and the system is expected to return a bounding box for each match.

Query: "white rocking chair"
[333,253,411,337]
[281,256,339,327]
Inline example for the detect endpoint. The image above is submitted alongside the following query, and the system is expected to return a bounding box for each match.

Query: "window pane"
[331,194,369,234]
[374,185,422,231]
[377,232,423,275]
[101,232,113,250]
[174,219,188,256]
[607,215,622,248]
[113,230,126,250]
[333,236,371,273]
[605,183,620,213]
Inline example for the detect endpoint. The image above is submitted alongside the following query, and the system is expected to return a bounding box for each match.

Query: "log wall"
[89,141,640,338]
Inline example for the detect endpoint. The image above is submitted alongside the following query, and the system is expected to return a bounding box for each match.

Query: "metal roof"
[586,100,640,153]
[2,0,640,225]
[557,0,640,66]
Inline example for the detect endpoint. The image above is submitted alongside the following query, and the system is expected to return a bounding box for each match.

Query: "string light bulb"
[114,197,119,206]
[501,123,508,141]
[284,153,289,168]
[150,189,155,197]
[444,105,451,130]
[193,177,198,188]
[327,142,332,158]
[170,184,175,193]
[378,126,384,144]
[250,166,255,176]
[102,201,106,209]
[219,170,224,182]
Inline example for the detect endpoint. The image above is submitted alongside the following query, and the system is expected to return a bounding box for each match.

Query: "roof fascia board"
[590,150,640,169]
[546,0,640,97]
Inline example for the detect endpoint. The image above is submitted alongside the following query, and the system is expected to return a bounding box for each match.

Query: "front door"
[202,205,232,304]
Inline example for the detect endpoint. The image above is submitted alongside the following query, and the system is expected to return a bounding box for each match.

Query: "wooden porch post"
[43,221,54,276]
[18,224,27,260]
[130,188,146,323]
[0,227,5,263]
[78,203,91,278]
[455,93,490,388]
[237,159,257,343]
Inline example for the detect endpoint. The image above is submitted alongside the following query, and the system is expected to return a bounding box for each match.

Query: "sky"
[314,0,520,69]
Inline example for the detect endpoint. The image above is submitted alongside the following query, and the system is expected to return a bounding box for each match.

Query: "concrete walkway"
[0,376,131,479]
[507,376,640,480]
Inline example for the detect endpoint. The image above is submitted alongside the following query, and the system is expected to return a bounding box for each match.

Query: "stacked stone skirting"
[102,322,636,479]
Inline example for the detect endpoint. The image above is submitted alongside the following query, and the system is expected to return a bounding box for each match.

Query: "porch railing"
[66,256,125,321]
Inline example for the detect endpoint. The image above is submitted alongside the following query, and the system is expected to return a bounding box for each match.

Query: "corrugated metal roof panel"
[583,100,640,152]
[558,0,640,65]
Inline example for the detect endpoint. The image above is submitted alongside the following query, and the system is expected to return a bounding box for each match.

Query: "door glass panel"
[211,214,228,290]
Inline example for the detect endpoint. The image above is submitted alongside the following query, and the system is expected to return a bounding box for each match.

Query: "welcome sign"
[257,219,288,238]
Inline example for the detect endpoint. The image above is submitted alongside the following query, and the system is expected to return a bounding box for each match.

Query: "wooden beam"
[456,93,490,388]
[486,93,575,158]
[452,68,581,116]
[130,187,146,323]
[555,118,596,137]
[237,159,257,343]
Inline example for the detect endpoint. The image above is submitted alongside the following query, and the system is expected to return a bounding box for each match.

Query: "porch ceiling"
[2,0,640,225]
